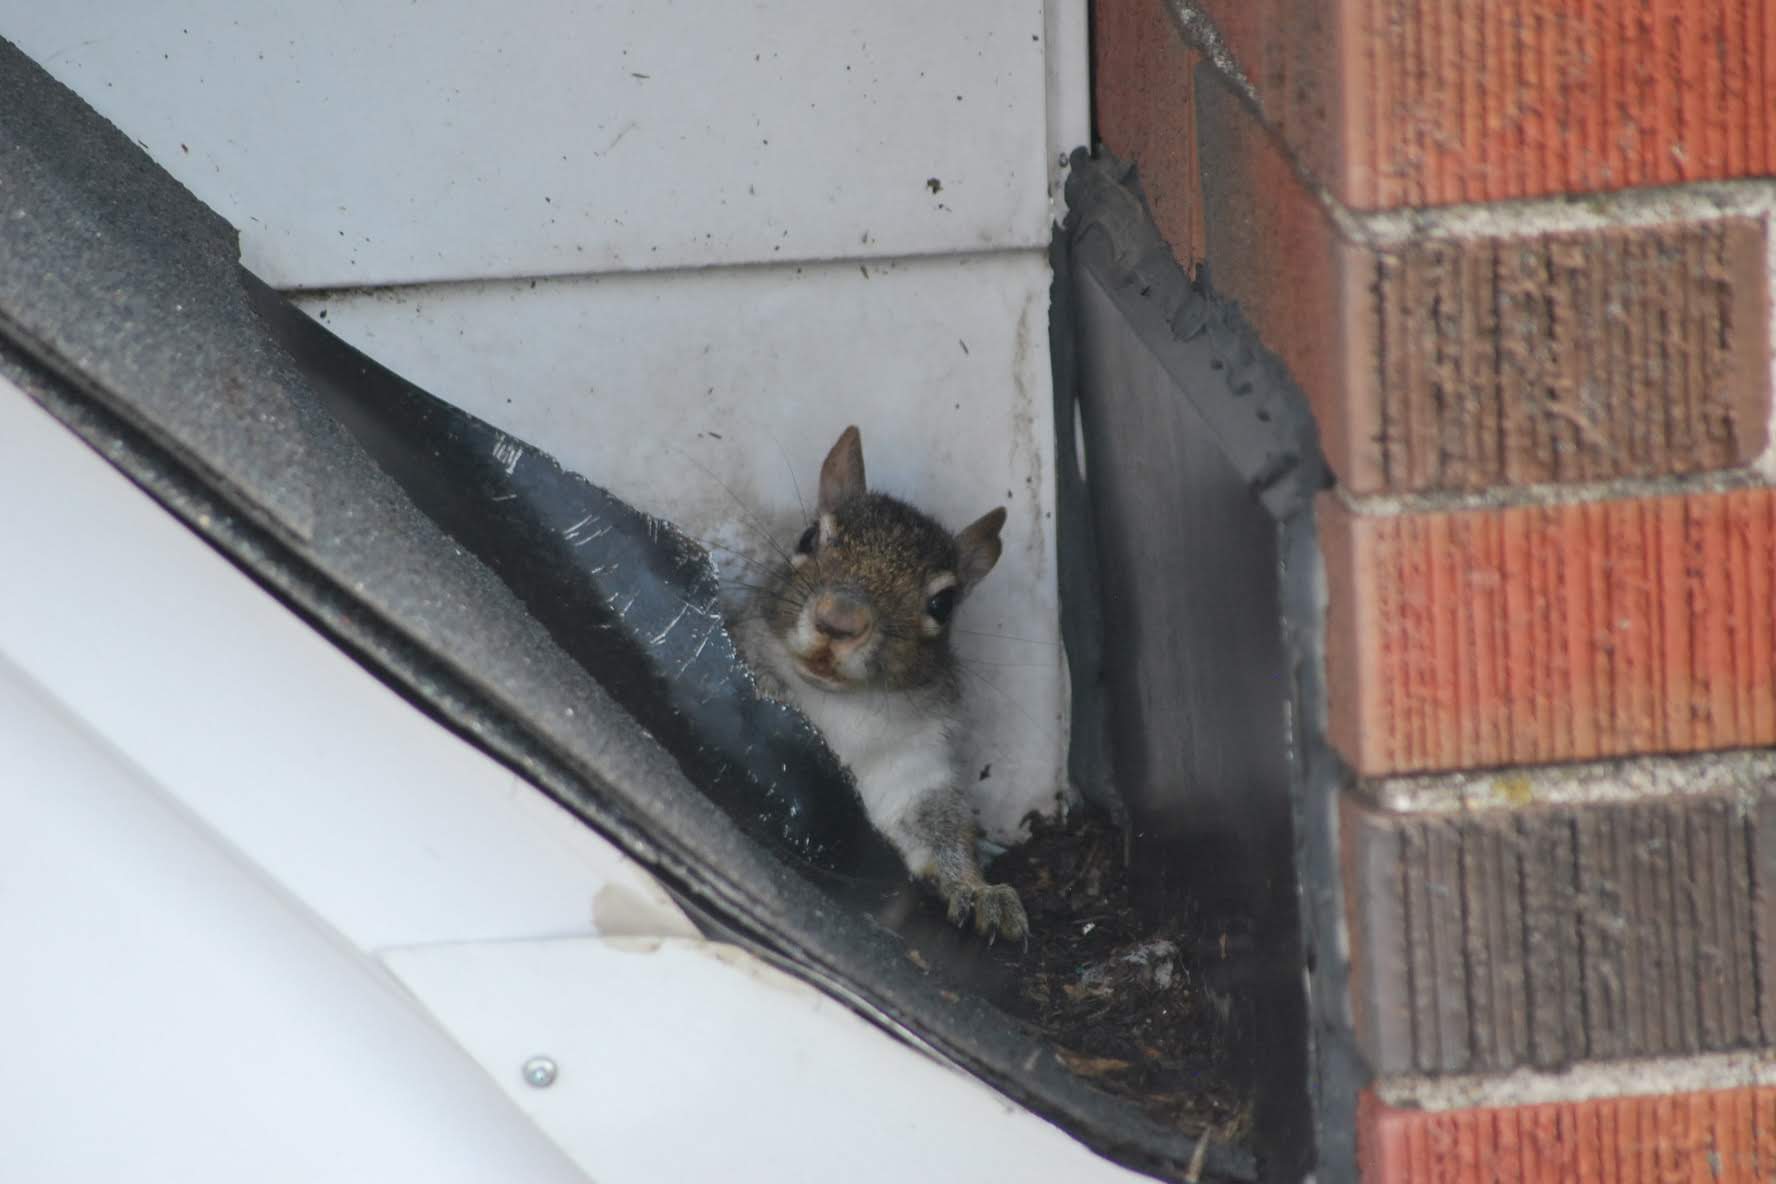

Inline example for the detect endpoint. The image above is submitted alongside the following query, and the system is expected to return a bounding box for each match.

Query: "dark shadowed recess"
[1063,147,1353,1181]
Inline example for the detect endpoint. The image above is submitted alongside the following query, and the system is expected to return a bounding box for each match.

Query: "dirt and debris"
[985,808,1256,1138]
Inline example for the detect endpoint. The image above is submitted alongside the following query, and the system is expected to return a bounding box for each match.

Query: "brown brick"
[1194,70,1773,495]
[1180,0,1776,209]
[1355,219,1771,493]
[1342,787,1774,1076]
[1359,1086,1776,1183]
[1322,487,1776,776]
[1092,0,1207,265]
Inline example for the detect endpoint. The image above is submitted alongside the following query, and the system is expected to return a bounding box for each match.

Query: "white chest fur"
[735,618,958,832]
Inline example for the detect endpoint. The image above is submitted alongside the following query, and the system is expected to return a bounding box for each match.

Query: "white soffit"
[9,0,1052,288]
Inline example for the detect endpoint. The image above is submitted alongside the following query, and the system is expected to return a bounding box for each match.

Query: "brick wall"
[1094,2,1776,1180]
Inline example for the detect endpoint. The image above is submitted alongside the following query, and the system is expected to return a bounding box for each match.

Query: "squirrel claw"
[945,888,973,928]
[972,884,1028,944]
[939,881,1027,943]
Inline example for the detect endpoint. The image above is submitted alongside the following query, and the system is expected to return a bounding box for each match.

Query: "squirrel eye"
[925,587,958,625]
[796,524,818,555]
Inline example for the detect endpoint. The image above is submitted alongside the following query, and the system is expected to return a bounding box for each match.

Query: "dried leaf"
[1061,981,1110,1004]
[1056,1049,1133,1077]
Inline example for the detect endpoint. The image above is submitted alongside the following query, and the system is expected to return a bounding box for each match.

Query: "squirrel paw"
[944,882,1028,945]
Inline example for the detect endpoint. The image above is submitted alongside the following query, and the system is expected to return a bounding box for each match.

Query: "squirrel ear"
[956,506,1007,590]
[818,425,867,512]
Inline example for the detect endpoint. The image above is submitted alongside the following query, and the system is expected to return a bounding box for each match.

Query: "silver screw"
[521,1056,558,1088]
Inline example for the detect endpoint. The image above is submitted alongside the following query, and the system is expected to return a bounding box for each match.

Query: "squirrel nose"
[813,591,874,643]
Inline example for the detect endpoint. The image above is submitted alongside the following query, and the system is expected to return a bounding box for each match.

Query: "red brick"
[1322,487,1776,777]
[1191,70,1772,495]
[1178,0,1776,209]
[1189,69,1362,484]
[1359,1086,1776,1183]
[1185,0,1348,199]
[1092,0,1207,264]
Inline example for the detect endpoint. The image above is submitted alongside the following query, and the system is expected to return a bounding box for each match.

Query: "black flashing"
[1063,148,1350,1182]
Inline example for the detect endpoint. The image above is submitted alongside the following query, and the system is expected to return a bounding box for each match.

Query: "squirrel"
[731,425,1029,943]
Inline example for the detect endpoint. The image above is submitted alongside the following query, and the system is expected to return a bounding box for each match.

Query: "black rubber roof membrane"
[0,32,1322,1183]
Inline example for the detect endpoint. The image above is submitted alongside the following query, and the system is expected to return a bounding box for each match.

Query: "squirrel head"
[761,425,1005,693]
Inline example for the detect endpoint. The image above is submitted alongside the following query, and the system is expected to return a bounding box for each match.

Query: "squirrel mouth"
[794,653,851,690]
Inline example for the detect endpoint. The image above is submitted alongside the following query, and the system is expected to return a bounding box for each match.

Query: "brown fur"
[764,491,966,692]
